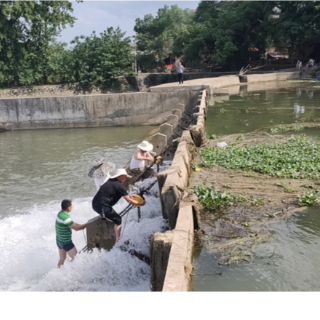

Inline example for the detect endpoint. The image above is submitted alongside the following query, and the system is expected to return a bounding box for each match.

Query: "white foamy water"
[0,174,168,292]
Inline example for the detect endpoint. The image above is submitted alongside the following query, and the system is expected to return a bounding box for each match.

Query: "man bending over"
[92,168,146,242]
[56,199,87,268]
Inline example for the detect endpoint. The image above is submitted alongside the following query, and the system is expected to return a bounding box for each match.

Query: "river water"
[192,81,320,291]
[0,126,167,291]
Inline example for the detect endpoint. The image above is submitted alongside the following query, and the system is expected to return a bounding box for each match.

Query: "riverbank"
[189,79,320,291]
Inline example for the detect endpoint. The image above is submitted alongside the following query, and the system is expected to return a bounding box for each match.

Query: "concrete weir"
[81,71,300,292]
[0,90,199,131]
[148,71,300,292]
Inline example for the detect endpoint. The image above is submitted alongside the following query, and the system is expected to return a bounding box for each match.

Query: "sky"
[59,1,200,45]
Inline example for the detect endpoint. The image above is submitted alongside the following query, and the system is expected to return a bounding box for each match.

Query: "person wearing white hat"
[92,168,146,242]
[130,141,155,171]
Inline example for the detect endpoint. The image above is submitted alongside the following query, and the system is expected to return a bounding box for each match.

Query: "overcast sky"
[59,1,200,44]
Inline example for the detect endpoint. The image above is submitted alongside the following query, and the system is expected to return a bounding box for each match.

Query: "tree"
[134,5,194,68]
[182,1,275,67]
[0,1,76,87]
[70,27,132,91]
[271,1,320,58]
[26,1,76,84]
[0,1,35,86]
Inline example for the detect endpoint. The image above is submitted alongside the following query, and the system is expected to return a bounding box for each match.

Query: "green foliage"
[284,187,295,193]
[200,137,320,180]
[70,27,132,91]
[220,108,225,113]
[193,185,244,211]
[0,1,76,86]
[0,2,133,89]
[134,5,194,67]
[299,191,320,206]
[251,198,264,206]
[207,134,220,140]
[236,135,244,141]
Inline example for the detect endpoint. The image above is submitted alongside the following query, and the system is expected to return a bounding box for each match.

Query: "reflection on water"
[192,207,320,291]
[206,82,320,136]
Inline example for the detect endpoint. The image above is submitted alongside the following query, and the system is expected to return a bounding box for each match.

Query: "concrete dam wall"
[0,90,200,131]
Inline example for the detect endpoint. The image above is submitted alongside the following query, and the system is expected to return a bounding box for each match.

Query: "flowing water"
[0,126,167,291]
[192,81,320,291]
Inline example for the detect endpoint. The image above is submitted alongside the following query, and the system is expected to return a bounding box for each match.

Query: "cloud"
[59,1,199,43]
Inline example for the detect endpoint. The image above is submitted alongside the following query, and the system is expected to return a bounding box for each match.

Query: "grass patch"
[193,185,245,211]
[200,137,320,179]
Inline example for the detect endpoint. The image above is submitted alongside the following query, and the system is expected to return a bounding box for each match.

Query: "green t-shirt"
[55,210,74,245]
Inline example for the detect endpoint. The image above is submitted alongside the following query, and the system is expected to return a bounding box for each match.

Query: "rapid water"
[192,81,320,291]
[0,127,167,291]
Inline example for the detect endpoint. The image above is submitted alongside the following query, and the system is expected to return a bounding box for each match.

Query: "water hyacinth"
[193,185,244,211]
[200,137,320,179]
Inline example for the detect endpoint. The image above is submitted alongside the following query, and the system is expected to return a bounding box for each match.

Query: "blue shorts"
[57,242,75,252]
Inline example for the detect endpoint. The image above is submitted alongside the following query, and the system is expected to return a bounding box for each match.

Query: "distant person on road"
[92,168,146,242]
[56,199,87,268]
[176,61,184,84]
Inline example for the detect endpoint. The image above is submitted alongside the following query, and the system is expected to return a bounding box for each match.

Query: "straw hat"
[88,158,116,179]
[137,141,153,151]
[109,168,132,179]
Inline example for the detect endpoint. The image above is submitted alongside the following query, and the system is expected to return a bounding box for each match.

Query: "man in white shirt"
[176,61,184,84]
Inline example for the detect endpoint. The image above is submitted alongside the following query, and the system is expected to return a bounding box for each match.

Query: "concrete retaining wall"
[0,90,198,131]
[150,89,206,291]
[246,71,300,83]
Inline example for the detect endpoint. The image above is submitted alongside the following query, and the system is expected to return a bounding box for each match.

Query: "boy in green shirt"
[56,199,87,268]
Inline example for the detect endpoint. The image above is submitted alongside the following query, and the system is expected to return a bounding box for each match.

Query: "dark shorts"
[93,205,122,226]
[57,242,75,251]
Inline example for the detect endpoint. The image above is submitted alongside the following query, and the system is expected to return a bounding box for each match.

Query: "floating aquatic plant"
[200,137,320,180]
[298,191,320,206]
[207,134,220,139]
[193,185,245,211]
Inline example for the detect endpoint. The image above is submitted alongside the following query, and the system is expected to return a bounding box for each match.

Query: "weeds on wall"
[199,137,320,179]
[192,185,245,211]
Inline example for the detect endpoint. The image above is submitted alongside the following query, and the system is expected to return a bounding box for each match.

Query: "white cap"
[109,168,132,179]
[137,141,153,151]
